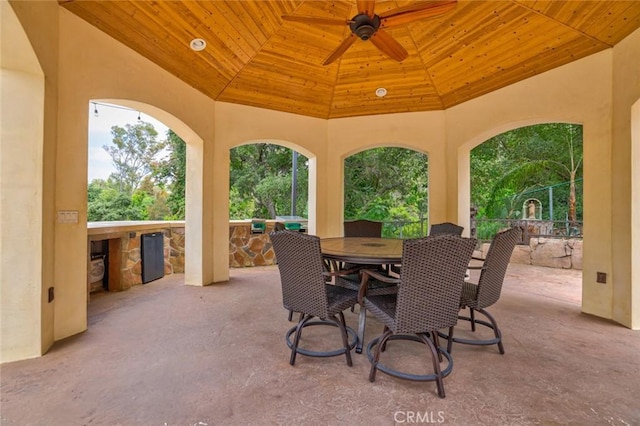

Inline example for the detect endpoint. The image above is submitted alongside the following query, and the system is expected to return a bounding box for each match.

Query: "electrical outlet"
[57,210,78,224]
[596,272,607,284]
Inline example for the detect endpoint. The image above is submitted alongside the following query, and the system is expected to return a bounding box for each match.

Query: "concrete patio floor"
[1,264,638,425]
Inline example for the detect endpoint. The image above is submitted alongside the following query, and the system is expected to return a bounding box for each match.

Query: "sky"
[88,102,169,182]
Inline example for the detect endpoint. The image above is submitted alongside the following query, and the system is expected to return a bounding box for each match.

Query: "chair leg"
[470,307,476,332]
[337,312,353,366]
[446,326,455,353]
[369,329,393,382]
[356,305,367,354]
[420,332,446,398]
[479,308,504,354]
[288,310,293,321]
[432,331,443,362]
[380,325,390,352]
[290,315,311,365]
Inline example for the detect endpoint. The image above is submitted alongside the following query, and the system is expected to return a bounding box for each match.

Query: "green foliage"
[89,120,583,231]
[87,181,147,221]
[89,122,180,222]
[104,121,166,195]
[229,144,308,219]
[153,130,186,219]
[471,123,583,221]
[344,147,428,223]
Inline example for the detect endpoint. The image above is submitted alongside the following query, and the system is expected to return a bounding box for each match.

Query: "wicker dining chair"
[270,231,359,366]
[344,219,383,237]
[444,227,520,354]
[429,222,464,236]
[388,222,464,276]
[341,219,395,277]
[362,234,476,398]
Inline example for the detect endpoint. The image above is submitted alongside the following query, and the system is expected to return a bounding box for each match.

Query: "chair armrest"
[468,256,488,271]
[358,269,400,304]
[322,265,362,279]
[467,265,487,271]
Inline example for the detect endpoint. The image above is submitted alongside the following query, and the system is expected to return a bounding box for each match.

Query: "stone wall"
[480,237,583,270]
[229,222,277,267]
[89,222,583,296]
[88,222,186,293]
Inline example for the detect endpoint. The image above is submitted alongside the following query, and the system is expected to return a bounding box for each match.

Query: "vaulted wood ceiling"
[59,0,640,119]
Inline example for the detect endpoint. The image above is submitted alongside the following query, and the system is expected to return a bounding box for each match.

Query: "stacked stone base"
[477,237,583,270]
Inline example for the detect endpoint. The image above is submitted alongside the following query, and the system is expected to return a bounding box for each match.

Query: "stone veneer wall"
[479,237,583,270]
[229,221,278,267]
[90,223,582,294]
[88,222,185,292]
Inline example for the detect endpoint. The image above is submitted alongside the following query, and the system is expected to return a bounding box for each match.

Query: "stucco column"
[184,133,218,285]
[0,40,45,361]
[611,28,640,329]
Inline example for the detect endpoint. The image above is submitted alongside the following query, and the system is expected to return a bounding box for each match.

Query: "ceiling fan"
[283,0,457,65]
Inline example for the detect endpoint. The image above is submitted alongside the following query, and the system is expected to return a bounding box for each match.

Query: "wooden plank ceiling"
[59,0,640,119]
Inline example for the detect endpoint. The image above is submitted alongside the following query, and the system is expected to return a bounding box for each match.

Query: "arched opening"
[228,140,316,267]
[466,122,584,302]
[343,146,429,238]
[470,123,583,244]
[85,99,205,290]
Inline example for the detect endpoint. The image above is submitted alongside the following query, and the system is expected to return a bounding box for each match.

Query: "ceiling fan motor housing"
[350,14,381,40]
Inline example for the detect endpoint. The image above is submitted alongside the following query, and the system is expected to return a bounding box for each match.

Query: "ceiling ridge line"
[326,2,357,119]
[213,2,306,99]
[406,23,446,110]
[509,0,613,48]
[129,0,235,98]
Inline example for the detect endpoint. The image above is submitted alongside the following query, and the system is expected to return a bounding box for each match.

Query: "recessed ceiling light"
[190,38,206,51]
[375,87,387,97]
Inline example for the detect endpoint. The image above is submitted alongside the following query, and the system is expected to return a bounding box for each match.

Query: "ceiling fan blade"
[282,15,352,26]
[369,29,408,62]
[323,34,357,65]
[379,0,457,28]
[357,0,376,18]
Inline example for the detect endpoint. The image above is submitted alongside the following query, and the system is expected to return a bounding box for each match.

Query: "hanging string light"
[91,102,145,122]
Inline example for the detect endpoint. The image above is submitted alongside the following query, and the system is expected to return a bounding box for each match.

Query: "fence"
[474,218,582,243]
[380,217,582,244]
[382,219,428,239]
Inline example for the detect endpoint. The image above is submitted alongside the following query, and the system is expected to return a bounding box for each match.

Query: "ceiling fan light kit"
[351,14,380,40]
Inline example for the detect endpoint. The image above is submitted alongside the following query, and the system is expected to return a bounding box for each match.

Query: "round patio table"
[320,237,403,266]
[320,237,403,353]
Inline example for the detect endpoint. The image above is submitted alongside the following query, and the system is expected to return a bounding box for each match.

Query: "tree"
[229,144,308,219]
[87,184,147,221]
[153,130,186,219]
[344,147,428,222]
[471,123,583,221]
[104,121,166,195]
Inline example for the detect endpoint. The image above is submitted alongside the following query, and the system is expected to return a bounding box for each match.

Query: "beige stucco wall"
[612,28,640,328]
[54,7,218,338]
[0,0,47,362]
[446,49,617,323]
[326,112,446,237]
[2,1,638,362]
